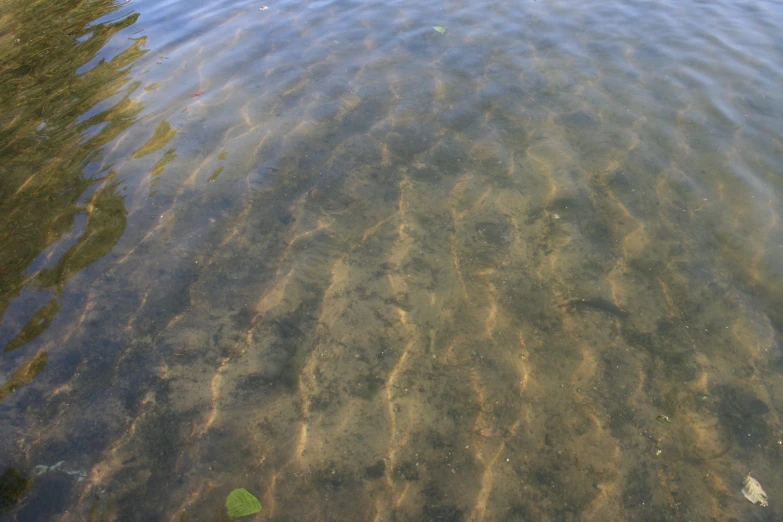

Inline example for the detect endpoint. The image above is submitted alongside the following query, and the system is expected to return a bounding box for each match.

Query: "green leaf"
[226,489,262,518]
[433,26,446,34]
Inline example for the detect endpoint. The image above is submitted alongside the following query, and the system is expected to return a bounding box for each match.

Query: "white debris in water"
[33,461,88,482]
[742,473,768,507]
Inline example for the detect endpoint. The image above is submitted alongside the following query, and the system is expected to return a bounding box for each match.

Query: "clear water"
[2,0,783,520]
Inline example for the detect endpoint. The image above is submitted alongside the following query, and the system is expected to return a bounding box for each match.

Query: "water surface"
[2,0,783,520]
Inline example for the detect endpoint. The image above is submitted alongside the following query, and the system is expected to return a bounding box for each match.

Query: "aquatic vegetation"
[130,120,177,159]
[0,468,32,514]
[0,350,47,404]
[3,298,59,353]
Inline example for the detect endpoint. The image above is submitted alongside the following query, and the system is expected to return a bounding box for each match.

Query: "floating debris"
[742,473,768,507]
[33,461,87,482]
[479,427,502,438]
[563,298,629,318]
[433,26,446,34]
[33,461,64,475]
[656,414,671,423]
[226,488,262,518]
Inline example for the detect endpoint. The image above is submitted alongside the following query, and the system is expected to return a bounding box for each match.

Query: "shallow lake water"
[2,0,783,520]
